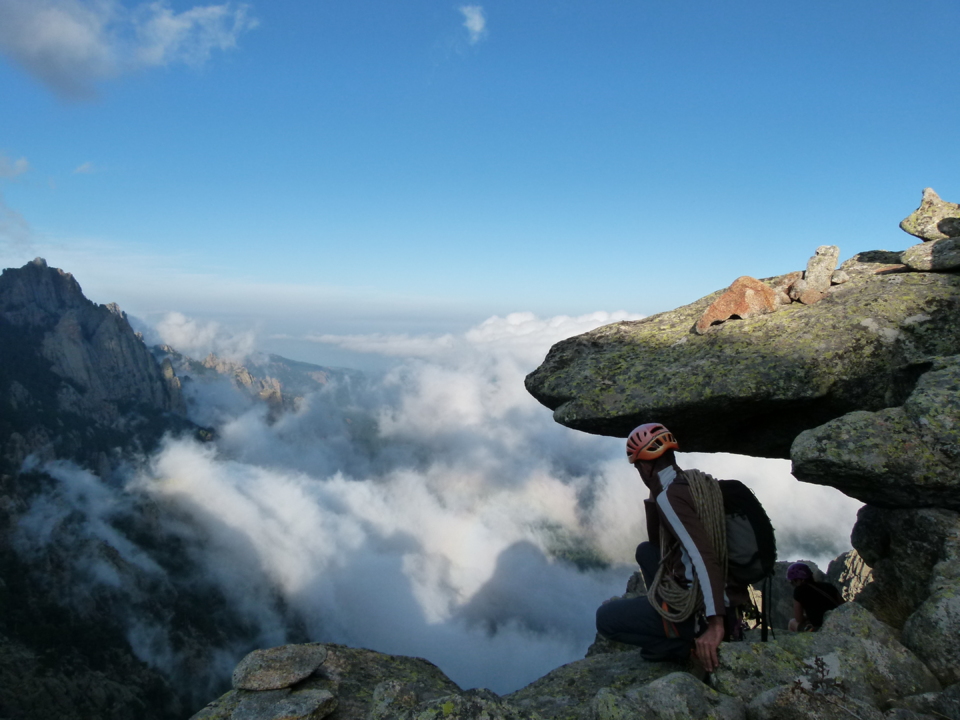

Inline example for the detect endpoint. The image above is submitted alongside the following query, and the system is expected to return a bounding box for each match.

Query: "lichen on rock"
[525,258,960,458]
[900,188,960,242]
[791,355,960,510]
[232,644,329,691]
[503,651,679,720]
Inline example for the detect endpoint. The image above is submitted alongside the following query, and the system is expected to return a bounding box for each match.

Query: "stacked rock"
[900,188,960,272]
[693,244,852,334]
[192,644,337,720]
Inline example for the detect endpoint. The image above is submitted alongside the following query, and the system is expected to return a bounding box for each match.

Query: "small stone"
[694,276,780,334]
[232,644,329,691]
[798,288,825,306]
[831,270,850,285]
[902,237,960,272]
[769,270,802,305]
[789,278,808,301]
[900,188,960,242]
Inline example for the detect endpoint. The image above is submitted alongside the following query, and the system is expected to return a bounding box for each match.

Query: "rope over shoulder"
[647,469,728,623]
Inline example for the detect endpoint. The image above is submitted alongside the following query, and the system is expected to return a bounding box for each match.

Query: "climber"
[595,423,748,673]
[786,562,844,631]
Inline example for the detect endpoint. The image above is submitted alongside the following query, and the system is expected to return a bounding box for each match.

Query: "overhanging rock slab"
[525,258,960,458]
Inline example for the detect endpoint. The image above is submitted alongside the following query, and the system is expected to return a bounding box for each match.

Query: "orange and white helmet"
[626,423,679,463]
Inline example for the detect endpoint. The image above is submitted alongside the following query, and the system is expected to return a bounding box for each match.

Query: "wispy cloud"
[0,152,33,253]
[0,0,258,100]
[73,161,96,174]
[153,311,256,361]
[0,153,29,178]
[0,192,34,254]
[459,5,486,45]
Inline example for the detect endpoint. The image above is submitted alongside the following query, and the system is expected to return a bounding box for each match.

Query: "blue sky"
[2,0,959,366]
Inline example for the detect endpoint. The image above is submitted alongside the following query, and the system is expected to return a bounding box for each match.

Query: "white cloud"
[12,309,864,697]
[0,153,30,178]
[0,0,257,100]
[154,311,256,361]
[73,161,95,174]
[150,312,859,689]
[460,5,486,45]
[131,1,257,67]
[313,311,641,364]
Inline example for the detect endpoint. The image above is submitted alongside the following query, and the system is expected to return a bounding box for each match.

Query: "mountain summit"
[0,257,188,474]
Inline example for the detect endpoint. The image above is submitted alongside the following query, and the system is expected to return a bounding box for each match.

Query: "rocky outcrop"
[732,604,939,706]
[1,258,184,418]
[194,600,942,720]
[155,346,359,417]
[518,190,960,720]
[791,354,960,509]
[201,354,284,408]
[0,258,191,473]
[504,650,680,719]
[695,248,846,336]
[825,549,872,602]
[592,672,745,720]
[900,188,960,242]
[902,236,960,271]
[192,644,461,720]
[850,507,959,629]
[900,517,960,686]
[232,644,329,691]
[746,684,884,720]
[525,253,960,458]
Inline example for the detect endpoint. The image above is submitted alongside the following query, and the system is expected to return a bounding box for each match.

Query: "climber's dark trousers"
[595,541,697,662]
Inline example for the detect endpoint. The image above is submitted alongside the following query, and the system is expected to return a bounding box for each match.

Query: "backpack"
[718,479,777,586]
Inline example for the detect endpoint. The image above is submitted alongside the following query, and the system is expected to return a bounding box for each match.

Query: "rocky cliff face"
[0,259,294,720]
[0,258,189,474]
[154,346,361,419]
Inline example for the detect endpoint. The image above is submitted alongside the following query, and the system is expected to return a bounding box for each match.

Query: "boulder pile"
[695,244,846,335]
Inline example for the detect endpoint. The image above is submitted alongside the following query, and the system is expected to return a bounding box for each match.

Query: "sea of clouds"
[17,310,863,695]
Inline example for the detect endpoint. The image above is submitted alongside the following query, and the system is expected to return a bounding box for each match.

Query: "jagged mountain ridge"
[0,258,192,476]
[0,258,347,720]
[153,345,363,416]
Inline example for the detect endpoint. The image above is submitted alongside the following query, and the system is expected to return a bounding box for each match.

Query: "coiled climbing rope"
[647,469,728,623]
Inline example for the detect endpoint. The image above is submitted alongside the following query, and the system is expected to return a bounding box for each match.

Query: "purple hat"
[786,562,813,581]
